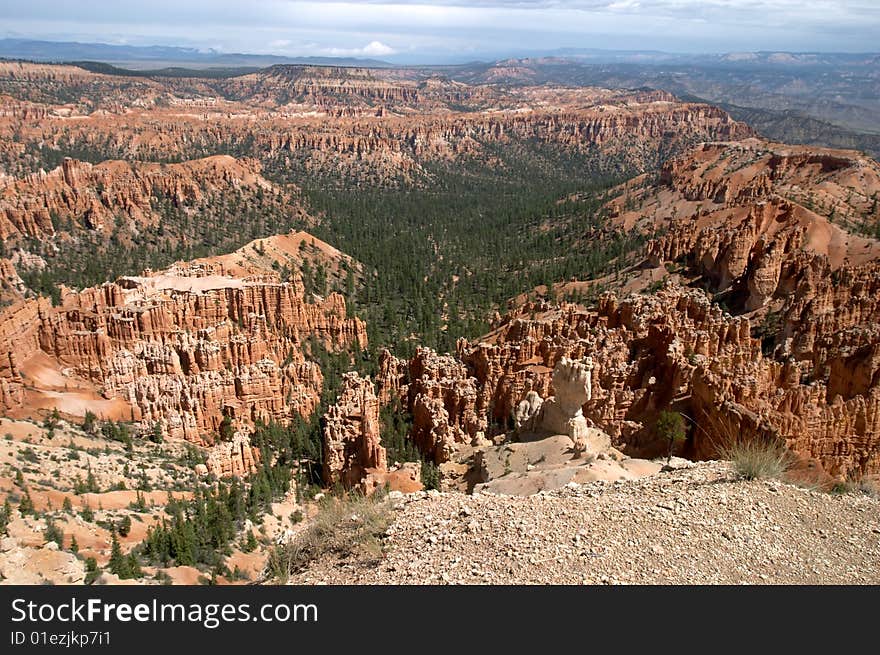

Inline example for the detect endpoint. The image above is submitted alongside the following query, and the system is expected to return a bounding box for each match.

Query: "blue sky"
[1,1,877,63]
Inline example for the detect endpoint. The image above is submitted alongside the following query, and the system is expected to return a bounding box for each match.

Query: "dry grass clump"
[267,491,392,582]
[719,438,793,481]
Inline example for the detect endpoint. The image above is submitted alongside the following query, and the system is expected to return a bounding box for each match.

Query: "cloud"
[0,0,877,61]
[325,40,396,57]
[361,40,396,56]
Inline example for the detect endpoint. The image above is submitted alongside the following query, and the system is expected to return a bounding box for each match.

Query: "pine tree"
[118,515,132,537]
[125,553,143,579]
[82,410,97,434]
[129,490,147,512]
[108,530,127,578]
[84,557,100,585]
[656,411,687,463]
[219,415,235,442]
[44,519,64,548]
[18,491,35,515]
[86,465,99,493]
[80,502,94,522]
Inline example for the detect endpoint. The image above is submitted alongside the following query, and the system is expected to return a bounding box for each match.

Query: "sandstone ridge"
[0,234,366,444]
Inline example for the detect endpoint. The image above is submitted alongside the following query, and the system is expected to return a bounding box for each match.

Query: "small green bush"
[117,515,132,537]
[0,500,10,534]
[44,519,64,548]
[421,460,441,490]
[656,410,686,463]
[80,502,94,522]
[18,491,35,516]
[84,557,100,585]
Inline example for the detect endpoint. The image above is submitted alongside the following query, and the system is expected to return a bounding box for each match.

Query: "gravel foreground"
[289,462,880,585]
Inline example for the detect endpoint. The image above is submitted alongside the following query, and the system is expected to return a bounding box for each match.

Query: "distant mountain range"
[545,48,880,67]
[2,38,879,70]
[0,38,393,69]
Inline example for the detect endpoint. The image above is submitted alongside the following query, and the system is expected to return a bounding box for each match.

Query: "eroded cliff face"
[0,63,753,184]
[613,139,880,312]
[203,430,262,478]
[34,101,749,184]
[2,61,878,486]
[376,140,880,478]
[0,234,366,444]
[0,154,288,242]
[605,139,880,475]
[218,66,427,110]
[405,347,486,463]
[385,284,880,477]
[322,371,386,488]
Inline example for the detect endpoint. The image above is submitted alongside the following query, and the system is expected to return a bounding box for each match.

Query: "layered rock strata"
[0,236,366,444]
[0,154,285,242]
[322,372,386,488]
[383,285,879,478]
[202,430,261,478]
[0,62,753,184]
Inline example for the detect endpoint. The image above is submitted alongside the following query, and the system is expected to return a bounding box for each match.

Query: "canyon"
[0,63,752,184]
[0,59,878,585]
[375,139,880,482]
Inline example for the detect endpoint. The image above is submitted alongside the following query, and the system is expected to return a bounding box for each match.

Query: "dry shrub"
[830,476,880,498]
[718,437,794,481]
[267,491,392,582]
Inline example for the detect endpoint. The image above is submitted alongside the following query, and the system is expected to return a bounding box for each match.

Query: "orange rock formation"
[322,371,386,488]
[0,235,366,443]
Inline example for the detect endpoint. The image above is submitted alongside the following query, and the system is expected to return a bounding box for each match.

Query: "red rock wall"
[0,268,366,444]
[322,372,386,488]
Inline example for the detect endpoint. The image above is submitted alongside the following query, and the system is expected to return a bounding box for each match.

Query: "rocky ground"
[289,461,880,585]
[0,417,299,585]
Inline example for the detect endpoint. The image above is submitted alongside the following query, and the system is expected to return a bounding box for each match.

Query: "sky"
[1,1,878,64]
